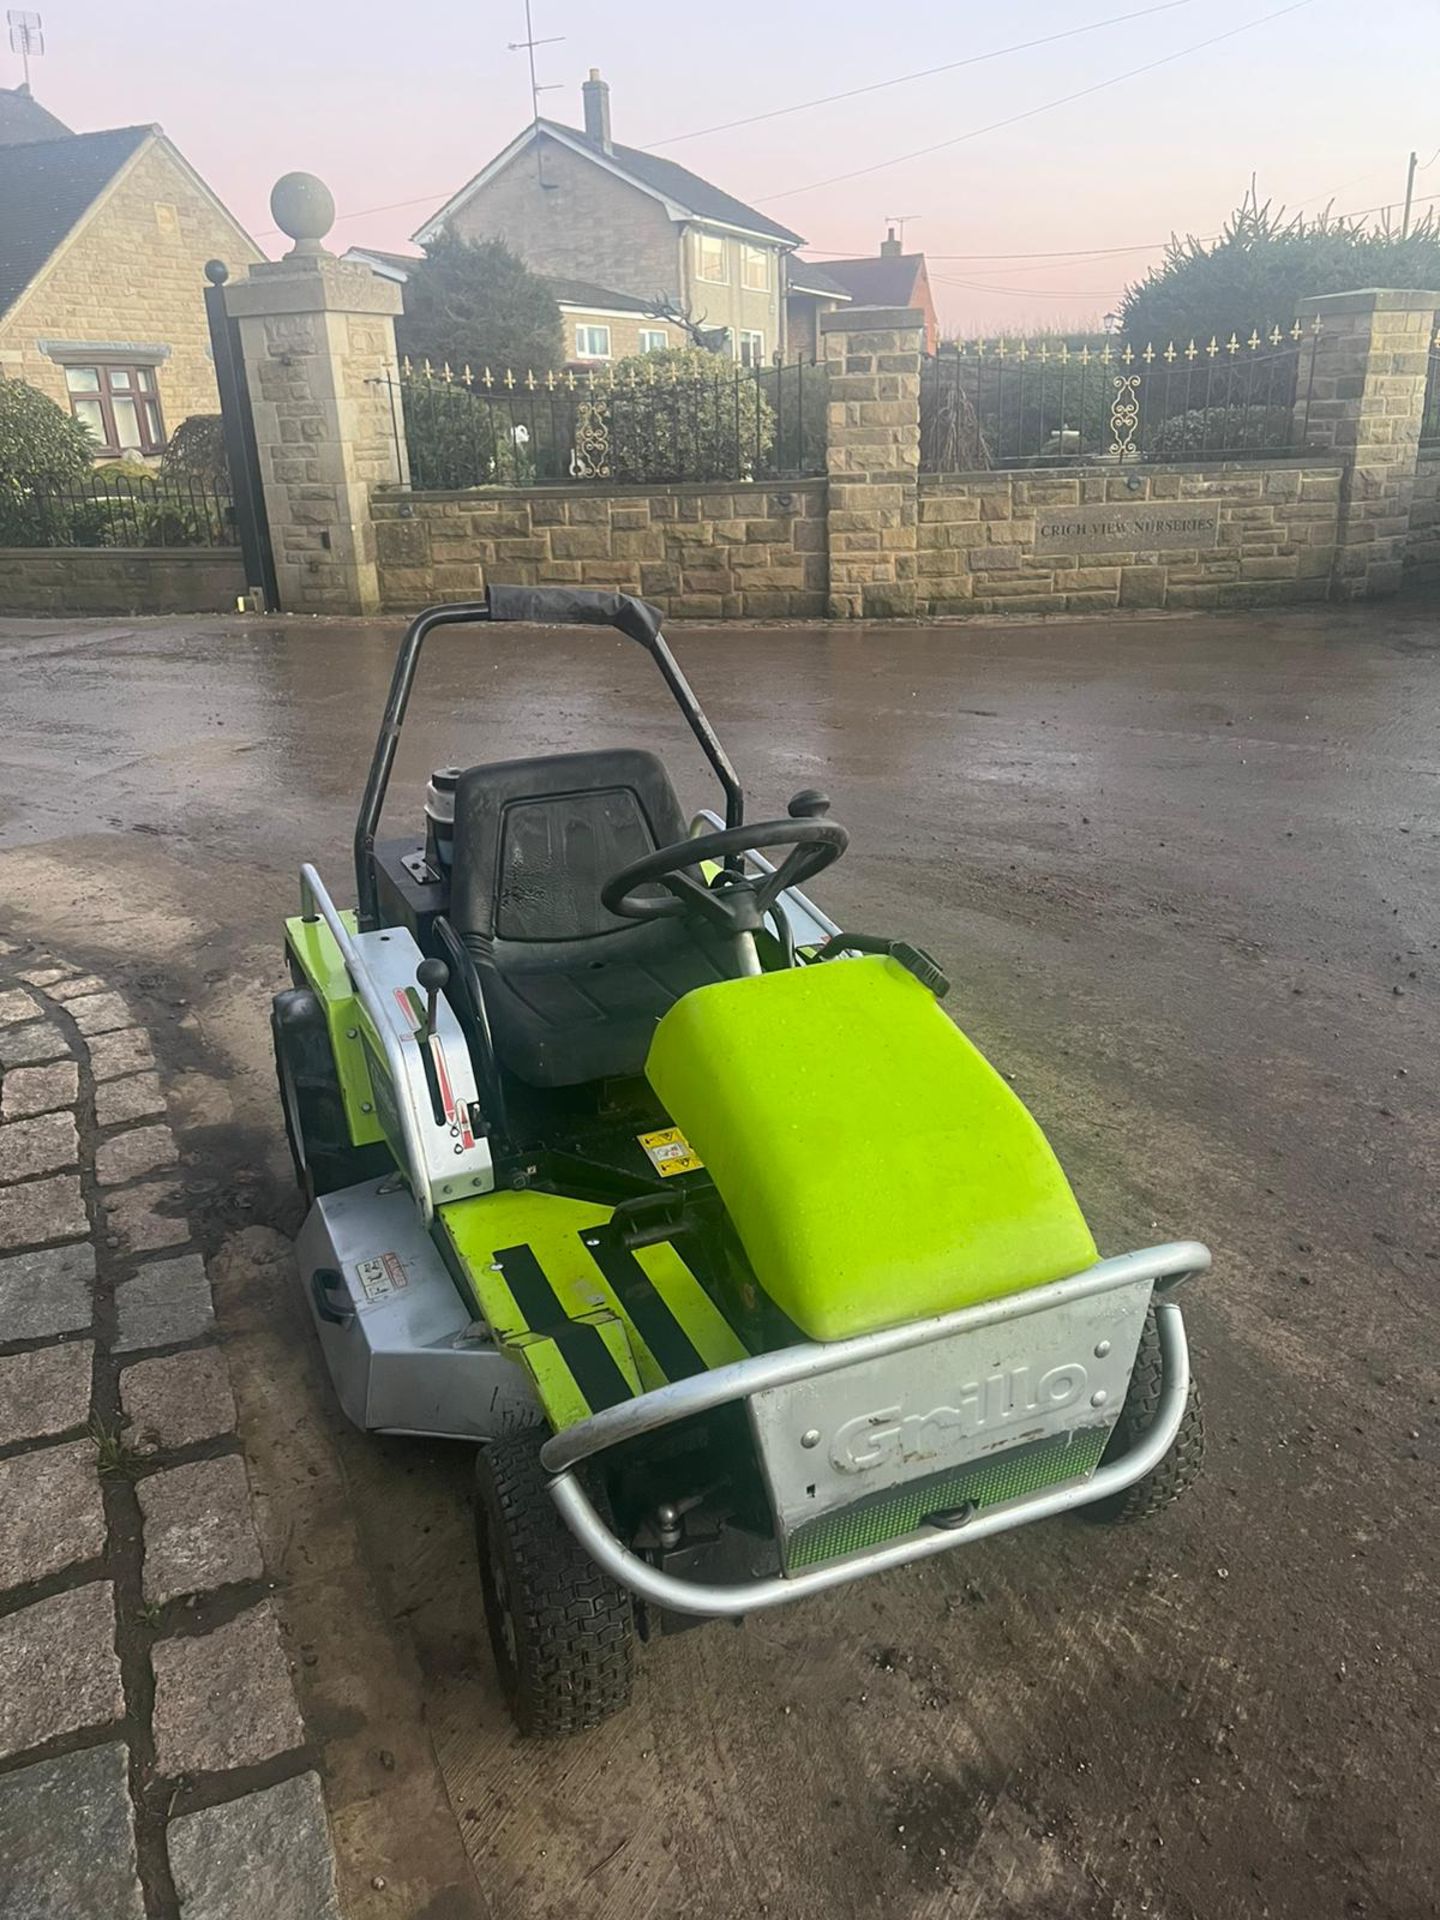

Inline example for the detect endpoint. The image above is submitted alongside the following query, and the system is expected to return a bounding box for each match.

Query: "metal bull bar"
[542,1242,1207,1616]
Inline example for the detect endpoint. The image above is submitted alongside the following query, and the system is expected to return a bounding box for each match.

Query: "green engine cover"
[645,955,1098,1342]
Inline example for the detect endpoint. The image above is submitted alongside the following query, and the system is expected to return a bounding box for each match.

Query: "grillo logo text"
[830,1363,1089,1472]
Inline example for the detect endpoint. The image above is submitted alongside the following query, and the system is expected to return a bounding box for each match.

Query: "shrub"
[1144,403,1295,460]
[400,376,552,488]
[1120,198,1440,346]
[162,413,229,487]
[0,379,94,543]
[599,347,774,483]
[397,236,564,378]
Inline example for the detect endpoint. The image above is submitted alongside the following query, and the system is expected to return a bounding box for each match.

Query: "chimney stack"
[880,225,902,258]
[582,69,612,152]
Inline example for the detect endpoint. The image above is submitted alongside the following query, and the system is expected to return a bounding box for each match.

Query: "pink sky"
[15,0,1440,333]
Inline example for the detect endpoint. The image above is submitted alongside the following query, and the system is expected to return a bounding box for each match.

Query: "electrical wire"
[636,0,1198,150]
[757,0,1318,204]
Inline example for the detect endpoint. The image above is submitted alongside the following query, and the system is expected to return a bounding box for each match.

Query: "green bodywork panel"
[440,1188,748,1432]
[645,955,1098,1342]
[284,913,385,1148]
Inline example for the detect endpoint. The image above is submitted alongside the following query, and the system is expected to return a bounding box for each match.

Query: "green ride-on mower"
[274,588,1206,1735]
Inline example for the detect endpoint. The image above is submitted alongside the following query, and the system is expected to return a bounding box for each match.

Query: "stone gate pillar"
[223,173,407,615]
[821,305,925,619]
[1292,288,1440,600]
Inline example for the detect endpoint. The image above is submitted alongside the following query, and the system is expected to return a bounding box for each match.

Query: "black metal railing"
[0,469,236,548]
[920,323,1317,470]
[394,357,827,491]
[1422,330,1440,447]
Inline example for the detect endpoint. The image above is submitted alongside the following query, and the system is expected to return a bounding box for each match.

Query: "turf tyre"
[1083,1305,1204,1524]
[272,988,388,1202]
[474,1432,635,1735]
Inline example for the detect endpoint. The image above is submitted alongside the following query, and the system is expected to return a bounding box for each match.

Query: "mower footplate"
[440,1190,750,1431]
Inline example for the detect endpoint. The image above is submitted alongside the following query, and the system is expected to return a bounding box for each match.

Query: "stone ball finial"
[270,172,335,256]
[203,258,229,286]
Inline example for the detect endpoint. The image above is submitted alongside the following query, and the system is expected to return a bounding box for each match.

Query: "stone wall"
[822,307,924,619]
[0,549,244,615]
[225,256,406,615]
[1405,453,1440,583]
[0,137,262,438]
[1292,291,1440,600]
[372,478,827,617]
[916,462,1345,615]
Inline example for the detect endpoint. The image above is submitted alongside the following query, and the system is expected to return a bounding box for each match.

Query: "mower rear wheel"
[473,1433,635,1735]
[1083,1305,1204,1525]
[272,989,387,1203]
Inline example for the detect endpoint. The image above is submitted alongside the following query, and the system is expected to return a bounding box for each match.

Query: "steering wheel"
[600,816,848,934]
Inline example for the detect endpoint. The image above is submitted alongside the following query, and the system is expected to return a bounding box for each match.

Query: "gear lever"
[415,957,449,1043]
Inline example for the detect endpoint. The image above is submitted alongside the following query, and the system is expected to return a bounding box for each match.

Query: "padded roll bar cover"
[487,584,664,647]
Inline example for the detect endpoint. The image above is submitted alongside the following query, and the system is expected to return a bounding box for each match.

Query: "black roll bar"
[353,589,745,929]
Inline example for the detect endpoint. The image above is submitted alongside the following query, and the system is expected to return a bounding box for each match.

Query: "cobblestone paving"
[0,940,341,1919]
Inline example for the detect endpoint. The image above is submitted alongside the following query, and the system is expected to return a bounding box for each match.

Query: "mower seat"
[448,749,745,1089]
[646,955,1099,1341]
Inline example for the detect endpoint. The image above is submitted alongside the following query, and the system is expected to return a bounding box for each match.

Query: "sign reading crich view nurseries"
[1032,501,1222,555]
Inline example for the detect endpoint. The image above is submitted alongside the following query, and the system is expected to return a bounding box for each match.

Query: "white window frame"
[741,245,770,291]
[695,232,728,284]
[638,329,669,354]
[574,323,612,361]
[738,330,765,368]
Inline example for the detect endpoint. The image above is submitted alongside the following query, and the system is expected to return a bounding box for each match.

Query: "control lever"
[416,957,449,1043]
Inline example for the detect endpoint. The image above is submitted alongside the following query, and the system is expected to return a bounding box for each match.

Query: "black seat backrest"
[449,749,688,945]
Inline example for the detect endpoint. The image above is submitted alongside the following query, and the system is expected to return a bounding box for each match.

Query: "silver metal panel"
[348,923,495,1207]
[747,1280,1150,1549]
[545,1300,1191,1617]
[541,1241,1209,1475]
[296,1179,539,1442]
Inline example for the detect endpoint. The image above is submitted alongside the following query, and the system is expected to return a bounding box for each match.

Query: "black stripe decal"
[494,1243,568,1335]
[670,1233,763,1353]
[582,1232,710,1382]
[549,1323,634,1413]
[495,1243,633,1412]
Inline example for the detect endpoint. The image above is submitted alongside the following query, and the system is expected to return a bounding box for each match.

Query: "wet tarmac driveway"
[1,603,1437,1920]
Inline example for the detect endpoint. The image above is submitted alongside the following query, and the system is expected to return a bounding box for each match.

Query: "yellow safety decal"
[637,1126,703,1177]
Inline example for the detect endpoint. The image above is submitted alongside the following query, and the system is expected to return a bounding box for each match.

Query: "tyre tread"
[475,1434,634,1735]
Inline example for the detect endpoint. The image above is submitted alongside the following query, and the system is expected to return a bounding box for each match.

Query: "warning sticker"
[354,1250,411,1305]
[637,1127,703,1178]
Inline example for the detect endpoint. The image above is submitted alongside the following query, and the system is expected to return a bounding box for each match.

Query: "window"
[638,329,669,354]
[574,324,612,360]
[695,233,727,283]
[738,331,765,367]
[65,363,165,454]
[741,245,770,291]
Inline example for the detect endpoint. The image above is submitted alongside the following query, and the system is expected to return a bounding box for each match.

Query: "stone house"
[786,229,940,354]
[0,89,261,458]
[410,70,804,366]
[342,248,686,368]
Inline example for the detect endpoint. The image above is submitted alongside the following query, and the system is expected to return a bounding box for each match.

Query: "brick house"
[786,228,940,354]
[411,70,804,366]
[0,89,261,458]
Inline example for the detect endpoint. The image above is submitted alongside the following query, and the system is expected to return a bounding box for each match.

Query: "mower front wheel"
[473,1433,635,1735]
[1083,1306,1204,1525]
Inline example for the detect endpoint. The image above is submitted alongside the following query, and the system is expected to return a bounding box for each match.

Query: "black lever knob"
[787,788,831,819]
[416,957,449,1038]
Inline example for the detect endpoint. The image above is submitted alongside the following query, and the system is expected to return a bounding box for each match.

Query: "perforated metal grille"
[785,1428,1110,1570]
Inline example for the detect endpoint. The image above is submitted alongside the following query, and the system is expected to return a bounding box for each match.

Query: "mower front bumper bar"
[541,1242,1206,1617]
